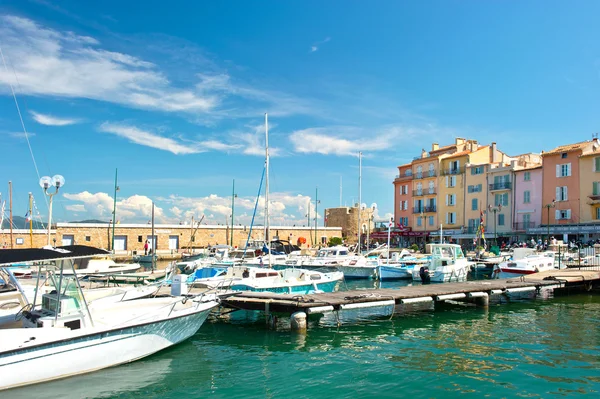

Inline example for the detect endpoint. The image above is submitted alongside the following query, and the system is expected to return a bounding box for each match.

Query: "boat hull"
[0,302,216,391]
[378,265,412,280]
[336,265,377,279]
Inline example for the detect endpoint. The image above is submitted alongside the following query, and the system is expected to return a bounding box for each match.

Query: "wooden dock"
[220,269,600,317]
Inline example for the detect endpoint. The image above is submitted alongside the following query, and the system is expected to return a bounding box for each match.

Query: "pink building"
[513,166,543,237]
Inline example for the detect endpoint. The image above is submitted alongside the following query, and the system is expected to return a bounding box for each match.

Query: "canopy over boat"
[0,245,109,266]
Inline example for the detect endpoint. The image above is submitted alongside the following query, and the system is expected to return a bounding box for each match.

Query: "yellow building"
[464,163,489,236]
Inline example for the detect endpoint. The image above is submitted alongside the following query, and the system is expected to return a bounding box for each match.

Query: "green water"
[6,281,600,399]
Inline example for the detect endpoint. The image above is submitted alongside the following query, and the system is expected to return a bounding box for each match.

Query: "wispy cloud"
[30,111,79,126]
[7,131,36,139]
[310,37,331,53]
[0,15,321,121]
[288,123,455,156]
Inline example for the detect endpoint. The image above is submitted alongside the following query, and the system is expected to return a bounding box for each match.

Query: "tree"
[328,237,343,247]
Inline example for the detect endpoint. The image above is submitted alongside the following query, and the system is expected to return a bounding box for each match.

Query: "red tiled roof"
[542,141,590,156]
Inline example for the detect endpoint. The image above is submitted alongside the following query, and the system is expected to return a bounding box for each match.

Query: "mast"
[151,202,155,273]
[111,168,118,253]
[9,181,13,249]
[265,113,271,268]
[231,179,235,248]
[29,192,33,247]
[314,187,318,247]
[357,152,362,250]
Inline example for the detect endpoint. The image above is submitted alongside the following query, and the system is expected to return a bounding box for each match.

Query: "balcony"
[513,222,536,231]
[489,182,512,191]
[413,206,436,214]
[441,166,465,176]
[412,188,437,196]
[412,171,437,180]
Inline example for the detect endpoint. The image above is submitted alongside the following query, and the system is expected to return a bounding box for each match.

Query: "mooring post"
[290,311,307,333]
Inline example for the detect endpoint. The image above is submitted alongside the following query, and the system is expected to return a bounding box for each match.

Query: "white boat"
[0,245,219,391]
[337,257,379,279]
[492,252,556,279]
[62,257,141,275]
[412,244,474,283]
[191,265,343,294]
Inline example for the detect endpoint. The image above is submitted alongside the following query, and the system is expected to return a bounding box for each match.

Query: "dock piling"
[290,311,307,332]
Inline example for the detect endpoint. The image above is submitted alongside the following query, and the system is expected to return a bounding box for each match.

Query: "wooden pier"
[219,269,600,329]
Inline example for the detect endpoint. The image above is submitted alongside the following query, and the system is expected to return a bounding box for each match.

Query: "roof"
[542,141,590,156]
[398,163,412,168]
[443,150,471,159]
[515,165,543,172]
[0,245,109,266]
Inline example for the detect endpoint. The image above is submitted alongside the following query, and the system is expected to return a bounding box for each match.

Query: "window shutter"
[445,213,448,224]
[595,157,600,172]
[566,209,571,219]
[453,194,456,205]
[564,186,568,201]
[556,165,560,177]
[478,184,482,192]
[555,209,560,220]
[445,195,448,205]
[567,163,571,176]
[556,186,561,201]
[445,176,449,187]
[594,182,599,196]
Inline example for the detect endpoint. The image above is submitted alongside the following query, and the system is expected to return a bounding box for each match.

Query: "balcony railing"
[412,189,437,196]
[412,171,437,180]
[489,182,512,191]
[413,206,436,214]
[441,166,465,176]
[513,222,536,231]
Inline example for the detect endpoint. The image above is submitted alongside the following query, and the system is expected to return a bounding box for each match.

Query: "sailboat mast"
[151,202,155,273]
[357,152,362,250]
[29,192,33,247]
[265,113,271,267]
[9,181,13,249]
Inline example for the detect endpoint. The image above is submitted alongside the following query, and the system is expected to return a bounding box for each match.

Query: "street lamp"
[39,174,65,247]
[545,199,556,245]
[488,204,502,247]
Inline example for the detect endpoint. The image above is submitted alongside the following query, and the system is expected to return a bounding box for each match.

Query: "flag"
[388,220,394,228]
[24,210,31,222]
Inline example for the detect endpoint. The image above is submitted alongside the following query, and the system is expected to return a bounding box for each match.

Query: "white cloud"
[289,124,435,156]
[310,37,331,53]
[30,111,79,126]
[7,131,36,139]
[0,15,319,120]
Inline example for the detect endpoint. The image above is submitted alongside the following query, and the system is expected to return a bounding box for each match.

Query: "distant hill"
[71,219,106,224]
[1,216,45,229]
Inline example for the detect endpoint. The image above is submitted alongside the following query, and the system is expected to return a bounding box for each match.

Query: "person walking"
[144,240,149,255]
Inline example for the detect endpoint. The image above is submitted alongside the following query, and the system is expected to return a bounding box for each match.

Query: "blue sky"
[1,0,599,227]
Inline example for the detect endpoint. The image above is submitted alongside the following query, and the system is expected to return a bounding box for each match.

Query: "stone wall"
[325,206,374,244]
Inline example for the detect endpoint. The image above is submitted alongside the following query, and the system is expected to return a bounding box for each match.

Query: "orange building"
[393,163,413,229]
[541,140,598,236]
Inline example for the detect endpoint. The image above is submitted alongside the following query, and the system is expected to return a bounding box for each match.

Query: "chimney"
[421,148,427,158]
[432,143,439,151]
[491,142,497,163]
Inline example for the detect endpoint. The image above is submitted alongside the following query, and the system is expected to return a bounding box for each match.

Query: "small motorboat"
[412,244,474,283]
[492,252,556,278]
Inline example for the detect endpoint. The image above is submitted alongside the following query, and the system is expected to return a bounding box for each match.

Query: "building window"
[428,163,435,177]
[416,165,423,179]
[138,235,143,243]
[557,163,571,177]
[471,166,483,175]
[446,212,456,224]
[417,217,422,227]
[447,194,456,206]
[15,238,24,245]
[429,216,434,226]
[556,186,568,201]
[595,157,600,172]
[524,171,531,181]
[471,198,478,211]
[428,181,435,194]
[556,209,571,220]
[449,160,460,173]
[524,190,530,204]
[596,208,600,220]
[446,176,457,188]
[85,236,91,242]
[523,213,531,226]
[561,152,567,159]
[498,214,505,226]
[405,169,412,177]
[593,182,600,196]
[495,193,508,206]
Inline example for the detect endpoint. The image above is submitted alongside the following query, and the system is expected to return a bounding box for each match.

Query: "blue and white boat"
[190,265,343,294]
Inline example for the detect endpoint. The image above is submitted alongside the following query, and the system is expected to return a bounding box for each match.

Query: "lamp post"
[111,168,119,253]
[545,199,556,245]
[488,204,502,246]
[39,174,65,247]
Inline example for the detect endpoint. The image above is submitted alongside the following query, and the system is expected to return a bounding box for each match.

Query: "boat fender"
[299,273,305,280]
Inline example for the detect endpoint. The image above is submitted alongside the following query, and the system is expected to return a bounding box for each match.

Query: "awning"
[0,245,109,266]
[369,231,430,239]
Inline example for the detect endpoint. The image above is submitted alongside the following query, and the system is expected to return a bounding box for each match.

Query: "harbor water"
[5,278,600,399]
